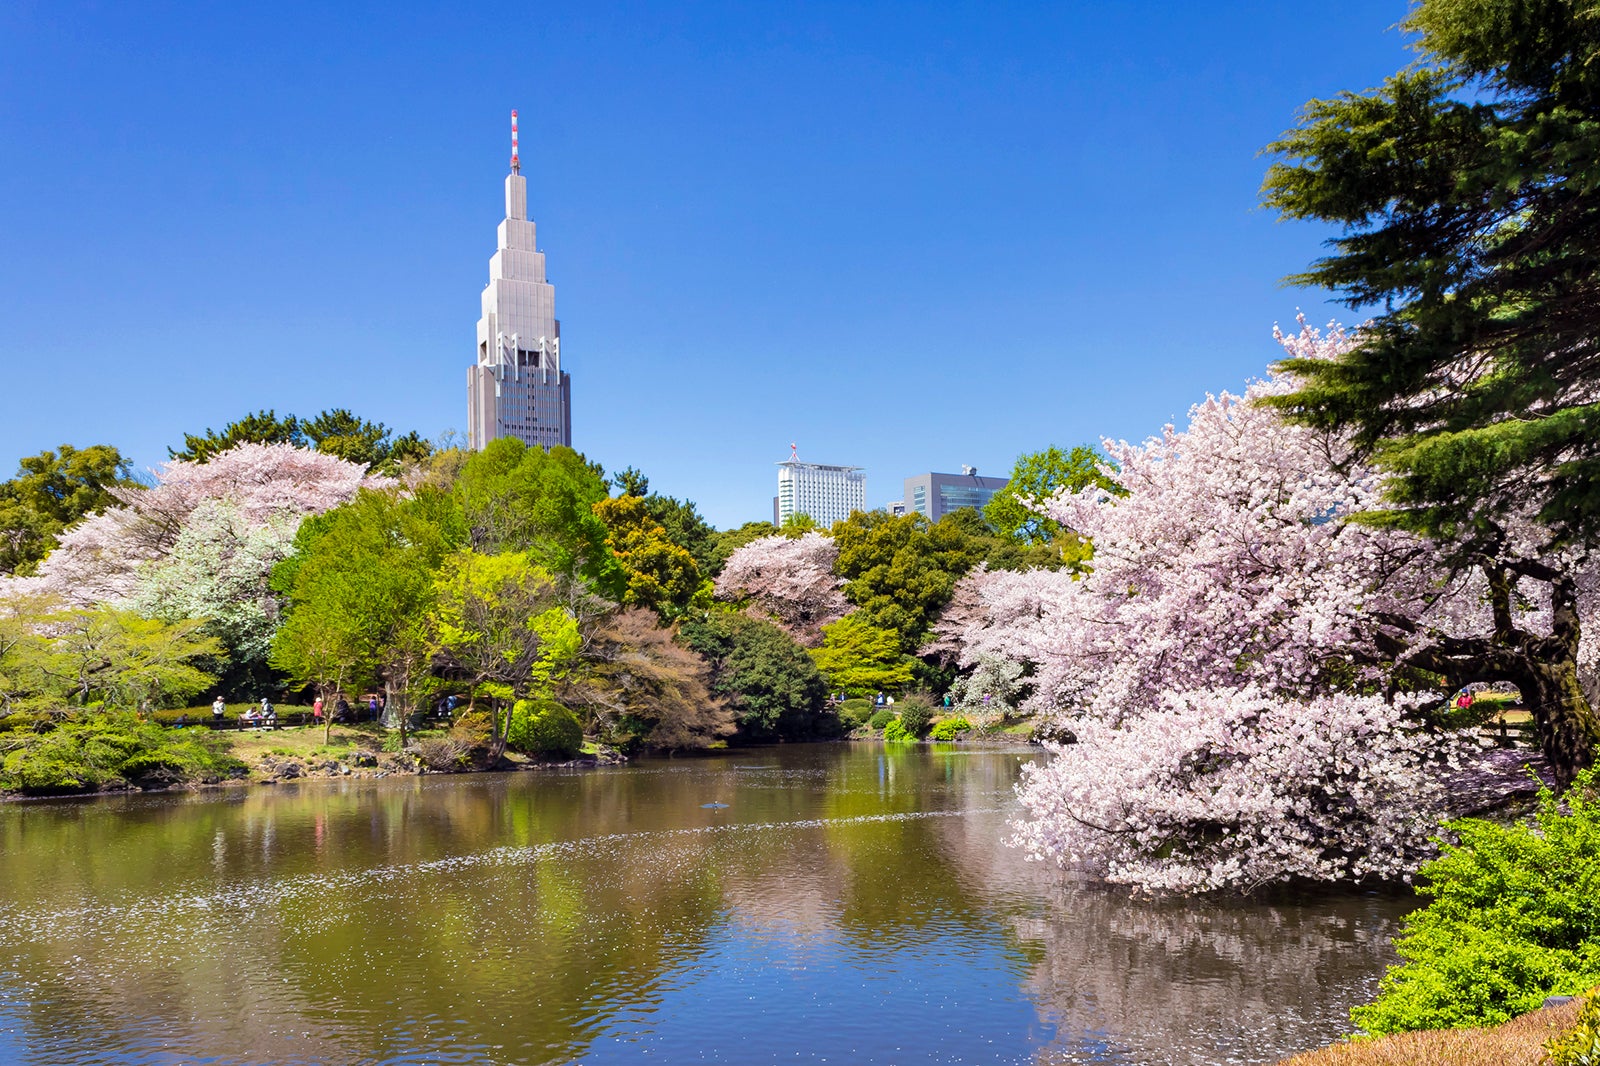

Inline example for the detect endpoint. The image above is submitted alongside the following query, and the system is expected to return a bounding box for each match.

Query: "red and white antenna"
[510,110,520,173]
[788,442,799,461]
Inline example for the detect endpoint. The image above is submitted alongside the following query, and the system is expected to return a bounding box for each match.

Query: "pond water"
[0,742,1412,1065]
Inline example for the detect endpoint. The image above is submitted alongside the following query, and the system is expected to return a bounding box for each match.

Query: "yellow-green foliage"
[1352,770,1600,1035]
[505,699,583,759]
[0,712,242,794]
[930,716,973,740]
[1547,988,1600,1066]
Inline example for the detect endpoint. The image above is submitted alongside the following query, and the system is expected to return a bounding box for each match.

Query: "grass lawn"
[1278,1000,1581,1066]
[224,721,448,763]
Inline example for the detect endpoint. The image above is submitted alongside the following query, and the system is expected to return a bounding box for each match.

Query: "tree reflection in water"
[0,744,1409,1065]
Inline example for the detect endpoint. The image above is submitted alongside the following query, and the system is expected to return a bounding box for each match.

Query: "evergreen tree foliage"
[171,408,430,475]
[1263,0,1600,782]
[0,444,134,575]
[678,611,831,739]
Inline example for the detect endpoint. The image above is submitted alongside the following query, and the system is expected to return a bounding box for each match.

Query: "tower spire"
[510,109,520,173]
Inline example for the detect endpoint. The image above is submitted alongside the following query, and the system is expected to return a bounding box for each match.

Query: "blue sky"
[0,2,1415,529]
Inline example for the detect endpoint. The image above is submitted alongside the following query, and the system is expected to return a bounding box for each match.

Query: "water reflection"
[0,744,1408,1065]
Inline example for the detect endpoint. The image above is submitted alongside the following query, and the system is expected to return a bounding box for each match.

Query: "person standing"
[312,695,324,724]
[212,696,226,727]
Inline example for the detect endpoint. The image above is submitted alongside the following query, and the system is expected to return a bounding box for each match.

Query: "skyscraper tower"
[467,110,572,451]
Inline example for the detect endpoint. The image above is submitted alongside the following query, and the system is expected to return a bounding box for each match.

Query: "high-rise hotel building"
[467,114,571,451]
[775,457,866,528]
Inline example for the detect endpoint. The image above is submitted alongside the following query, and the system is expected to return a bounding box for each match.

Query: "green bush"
[506,699,583,759]
[867,707,896,731]
[930,716,973,741]
[1352,769,1600,1035]
[838,698,874,729]
[0,712,243,795]
[882,717,913,743]
[1547,987,1600,1066]
[895,694,935,738]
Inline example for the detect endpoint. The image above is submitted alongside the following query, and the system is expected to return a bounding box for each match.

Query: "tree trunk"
[1524,657,1600,789]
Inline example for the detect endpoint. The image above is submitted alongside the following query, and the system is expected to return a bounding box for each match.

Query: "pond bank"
[1277,998,1584,1066]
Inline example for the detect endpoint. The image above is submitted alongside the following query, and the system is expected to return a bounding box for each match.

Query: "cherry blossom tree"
[7,443,380,606]
[714,532,849,646]
[945,320,1595,891]
[1012,688,1469,894]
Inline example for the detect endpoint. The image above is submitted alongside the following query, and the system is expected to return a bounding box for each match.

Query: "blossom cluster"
[941,320,1537,891]
[2,442,379,608]
[714,532,850,644]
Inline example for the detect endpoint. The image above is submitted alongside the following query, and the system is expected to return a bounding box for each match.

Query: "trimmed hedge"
[506,699,584,759]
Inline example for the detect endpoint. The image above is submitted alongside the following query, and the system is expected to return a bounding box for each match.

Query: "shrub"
[930,716,973,741]
[1351,769,1600,1035]
[867,707,896,731]
[0,712,242,795]
[1547,988,1600,1066]
[838,698,874,729]
[882,717,913,743]
[895,693,936,738]
[506,699,583,759]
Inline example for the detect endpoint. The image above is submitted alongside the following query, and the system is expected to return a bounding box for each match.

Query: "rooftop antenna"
[510,109,520,173]
[788,442,799,461]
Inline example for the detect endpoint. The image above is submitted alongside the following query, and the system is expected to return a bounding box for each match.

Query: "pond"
[0,742,1411,1065]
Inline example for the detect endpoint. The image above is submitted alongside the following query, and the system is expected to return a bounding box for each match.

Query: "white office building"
[775,459,866,527]
[467,117,571,451]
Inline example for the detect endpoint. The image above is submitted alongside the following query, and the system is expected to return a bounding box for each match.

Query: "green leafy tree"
[780,512,821,536]
[983,445,1118,561]
[643,495,718,575]
[454,438,622,598]
[301,408,430,474]
[611,466,650,497]
[935,507,1067,572]
[271,486,465,741]
[831,511,986,652]
[809,614,915,696]
[170,410,303,462]
[42,607,220,710]
[0,444,135,575]
[592,495,711,622]
[678,611,831,740]
[427,549,578,750]
[171,408,431,475]
[0,592,60,712]
[1261,0,1600,782]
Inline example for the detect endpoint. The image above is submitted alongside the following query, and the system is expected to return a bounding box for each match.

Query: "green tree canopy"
[454,438,622,598]
[0,444,134,575]
[808,614,915,697]
[604,465,719,574]
[830,511,986,652]
[271,486,465,738]
[171,408,431,475]
[983,445,1118,552]
[678,611,830,740]
[592,495,710,622]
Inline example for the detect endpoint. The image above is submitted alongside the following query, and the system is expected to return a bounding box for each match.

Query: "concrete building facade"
[775,459,866,527]
[467,124,571,452]
[901,467,1009,522]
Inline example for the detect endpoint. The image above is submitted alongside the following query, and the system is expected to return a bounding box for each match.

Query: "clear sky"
[1,1,1415,529]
